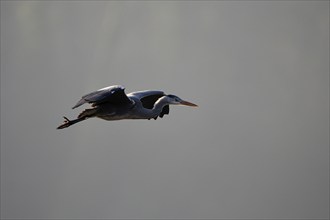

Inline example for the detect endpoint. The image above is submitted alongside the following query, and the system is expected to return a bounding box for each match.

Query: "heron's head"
[166,94,198,107]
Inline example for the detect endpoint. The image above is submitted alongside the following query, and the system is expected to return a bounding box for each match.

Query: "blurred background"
[1,1,329,219]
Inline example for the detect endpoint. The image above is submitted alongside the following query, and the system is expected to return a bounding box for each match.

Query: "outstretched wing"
[127,90,170,119]
[72,85,132,109]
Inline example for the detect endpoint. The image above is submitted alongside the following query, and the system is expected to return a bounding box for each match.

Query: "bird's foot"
[57,116,73,129]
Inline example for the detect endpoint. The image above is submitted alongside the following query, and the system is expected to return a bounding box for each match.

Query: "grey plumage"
[57,85,197,129]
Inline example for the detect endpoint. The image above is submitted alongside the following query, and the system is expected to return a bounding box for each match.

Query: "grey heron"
[57,85,198,129]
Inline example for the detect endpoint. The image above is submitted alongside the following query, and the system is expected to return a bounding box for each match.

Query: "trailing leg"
[57,108,99,129]
[57,116,87,129]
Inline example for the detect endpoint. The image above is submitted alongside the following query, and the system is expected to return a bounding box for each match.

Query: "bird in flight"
[57,85,198,129]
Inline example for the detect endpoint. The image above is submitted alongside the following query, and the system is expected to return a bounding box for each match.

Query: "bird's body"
[57,85,197,129]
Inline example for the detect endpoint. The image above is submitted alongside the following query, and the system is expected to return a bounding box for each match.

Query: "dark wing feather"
[159,105,169,118]
[152,105,169,120]
[72,85,132,109]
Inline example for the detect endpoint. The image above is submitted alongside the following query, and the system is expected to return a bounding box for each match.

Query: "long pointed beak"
[180,100,198,107]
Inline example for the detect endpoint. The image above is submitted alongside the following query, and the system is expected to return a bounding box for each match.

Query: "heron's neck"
[133,96,168,119]
[149,96,168,117]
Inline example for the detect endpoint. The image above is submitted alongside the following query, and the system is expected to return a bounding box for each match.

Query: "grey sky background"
[1,1,329,219]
